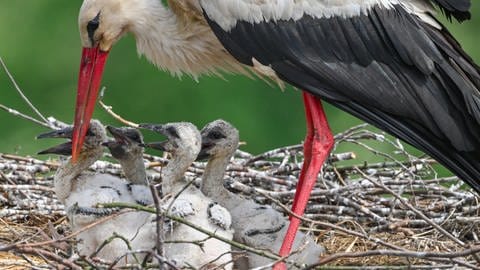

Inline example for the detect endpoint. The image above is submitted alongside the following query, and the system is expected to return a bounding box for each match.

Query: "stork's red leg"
[290,93,314,215]
[274,93,334,270]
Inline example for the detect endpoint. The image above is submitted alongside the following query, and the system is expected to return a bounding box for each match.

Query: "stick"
[149,184,166,269]
[306,247,480,269]
[0,56,50,126]
[0,104,52,129]
[355,168,465,247]
[98,87,139,128]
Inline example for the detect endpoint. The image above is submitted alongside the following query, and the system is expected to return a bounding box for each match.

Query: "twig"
[0,210,126,251]
[333,123,370,141]
[0,104,52,129]
[355,168,465,247]
[199,250,235,269]
[306,247,480,269]
[12,246,82,270]
[91,232,140,265]
[98,87,139,128]
[258,190,409,252]
[0,56,50,126]
[149,184,166,270]
[150,252,181,269]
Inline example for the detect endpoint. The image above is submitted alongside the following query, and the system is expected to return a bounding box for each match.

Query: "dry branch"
[0,57,50,126]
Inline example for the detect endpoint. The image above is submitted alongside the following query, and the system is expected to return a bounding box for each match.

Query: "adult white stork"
[72,0,480,268]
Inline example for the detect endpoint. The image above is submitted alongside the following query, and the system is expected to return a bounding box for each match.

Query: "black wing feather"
[204,5,480,191]
[431,0,471,21]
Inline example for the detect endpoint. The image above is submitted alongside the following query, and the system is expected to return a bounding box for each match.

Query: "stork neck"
[201,154,241,209]
[54,147,103,203]
[119,155,147,185]
[161,152,195,194]
[130,1,241,77]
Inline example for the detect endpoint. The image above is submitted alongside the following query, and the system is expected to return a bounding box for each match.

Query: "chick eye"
[87,12,101,45]
[131,134,141,143]
[208,131,226,140]
[166,126,180,139]
[86,128,95,137]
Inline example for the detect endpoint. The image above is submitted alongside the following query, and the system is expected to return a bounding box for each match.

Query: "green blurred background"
[0,1,479,174]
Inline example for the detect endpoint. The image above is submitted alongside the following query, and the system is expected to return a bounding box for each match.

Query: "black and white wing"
[200,0,480,190]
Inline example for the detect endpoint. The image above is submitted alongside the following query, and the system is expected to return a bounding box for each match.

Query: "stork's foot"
[274,93,333,270]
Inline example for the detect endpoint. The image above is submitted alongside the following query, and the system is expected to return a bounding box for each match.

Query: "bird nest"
[1,124,479,269]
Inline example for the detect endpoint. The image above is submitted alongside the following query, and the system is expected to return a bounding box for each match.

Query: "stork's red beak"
[72,47,109,162]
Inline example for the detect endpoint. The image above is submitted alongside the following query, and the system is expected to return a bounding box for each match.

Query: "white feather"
[163,184,234,269]
[200,0,438,31]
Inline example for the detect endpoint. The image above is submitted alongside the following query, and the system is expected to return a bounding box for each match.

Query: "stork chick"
[38,120,124,206]
[103,126,152,205]
[38,121,155,264]
[199,120,324,268]
[141,122,234,269]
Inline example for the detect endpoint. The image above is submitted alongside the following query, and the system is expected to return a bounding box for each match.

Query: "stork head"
[103,126,144,162]
[38,120,107,159]
[78,0,132,51]
[197,120,239,161]
[140,122,202,159]
[73,0,138,162]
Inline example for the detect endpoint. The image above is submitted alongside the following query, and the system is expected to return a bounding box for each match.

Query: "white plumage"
[39,121,155,265]
[103,126,153,205]
[200,0,400,30]
[198,120,324,269]
[141,122,234,269]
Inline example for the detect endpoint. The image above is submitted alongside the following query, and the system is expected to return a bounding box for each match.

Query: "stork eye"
[87,12,101,45]
[208,131,226,140]
[87,19,99,32]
